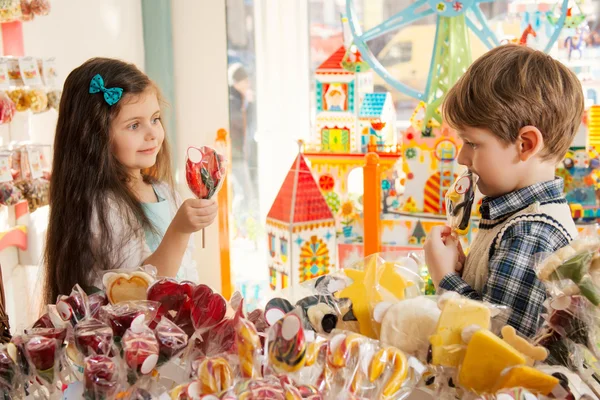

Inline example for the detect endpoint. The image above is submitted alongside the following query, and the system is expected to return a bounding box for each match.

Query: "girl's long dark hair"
[43,58,174,304]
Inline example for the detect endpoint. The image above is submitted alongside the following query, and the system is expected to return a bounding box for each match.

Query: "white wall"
[0,0,145,331]
[172,0,229,292]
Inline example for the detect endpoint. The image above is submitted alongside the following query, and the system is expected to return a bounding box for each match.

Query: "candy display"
[15,178,50,213]
[445,170,479,235]
[7,247,600,399]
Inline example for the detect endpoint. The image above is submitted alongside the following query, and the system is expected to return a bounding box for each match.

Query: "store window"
[226,0,265,311]
[308,0,515,123]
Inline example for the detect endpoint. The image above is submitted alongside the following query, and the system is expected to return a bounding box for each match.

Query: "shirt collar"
[479,178,565,221]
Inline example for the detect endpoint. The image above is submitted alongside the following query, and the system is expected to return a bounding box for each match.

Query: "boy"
[424,44,584,337]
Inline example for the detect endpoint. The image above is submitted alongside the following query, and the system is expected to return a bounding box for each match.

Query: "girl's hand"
[171,199,218,234]
[424,226,460,287]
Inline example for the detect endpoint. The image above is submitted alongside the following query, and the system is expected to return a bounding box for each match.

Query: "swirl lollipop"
[186,145,227,247]
[445,170,478,236]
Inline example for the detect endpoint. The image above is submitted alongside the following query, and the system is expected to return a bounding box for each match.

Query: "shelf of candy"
[0,0,50,23]
[7,144,50,212]
[0,55,61,118]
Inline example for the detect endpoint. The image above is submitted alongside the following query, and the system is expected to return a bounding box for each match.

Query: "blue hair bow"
[89,74,123,106]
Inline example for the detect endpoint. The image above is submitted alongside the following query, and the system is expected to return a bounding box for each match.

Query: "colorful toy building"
[265,151,337,291]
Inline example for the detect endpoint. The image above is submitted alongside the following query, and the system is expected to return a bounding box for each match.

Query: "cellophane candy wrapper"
[345,251,425,340]
[534,236,600,380]
[186,146,227,200]
[23,334,63,390]
[56,284,91,326]
[535,236,600,307]
[154,317,188,366]
[445,170,478,235]
[99,300,160,341]
[0,344,22,398]
[30,0,50,16]
[122,315,160,383]
[0,92,16,125]
[0,182,23,206]
[74,318,114,357]
[83,355,121,400]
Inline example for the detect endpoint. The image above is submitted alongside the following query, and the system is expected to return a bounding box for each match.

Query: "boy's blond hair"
[443,44,584,161]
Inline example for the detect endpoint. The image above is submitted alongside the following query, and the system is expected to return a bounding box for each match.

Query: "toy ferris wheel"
[345,0,570,134]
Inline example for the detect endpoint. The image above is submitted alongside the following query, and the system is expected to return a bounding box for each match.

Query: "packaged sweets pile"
[5,246,599,399]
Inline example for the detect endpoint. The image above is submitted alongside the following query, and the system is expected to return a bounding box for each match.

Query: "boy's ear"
[517,126,544,161]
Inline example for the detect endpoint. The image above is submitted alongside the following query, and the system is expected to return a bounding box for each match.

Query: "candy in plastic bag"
[445,170,478,235]
[83,355,120,399]
[185,146,227,200]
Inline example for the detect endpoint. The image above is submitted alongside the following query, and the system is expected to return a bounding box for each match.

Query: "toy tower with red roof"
[266,147,337,291]
[314,44,373,154]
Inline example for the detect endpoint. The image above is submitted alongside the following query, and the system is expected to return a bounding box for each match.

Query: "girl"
[43,58,218,304]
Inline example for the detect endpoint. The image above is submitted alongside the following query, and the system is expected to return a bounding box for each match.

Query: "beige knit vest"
[461,201,578,293]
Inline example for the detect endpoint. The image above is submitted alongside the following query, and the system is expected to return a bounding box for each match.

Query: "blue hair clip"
[89,74,123,106]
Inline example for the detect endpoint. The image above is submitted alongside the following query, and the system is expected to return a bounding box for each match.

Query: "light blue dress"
[141,185,190,282]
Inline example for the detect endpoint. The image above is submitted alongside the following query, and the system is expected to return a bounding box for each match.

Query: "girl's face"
[111,89,164,175]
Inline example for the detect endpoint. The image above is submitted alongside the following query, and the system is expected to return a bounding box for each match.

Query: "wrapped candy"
[0,345,20,396]
[191,284,227,332]
[445,170,478,235]
[56,284,90,326]
[83,355,120,400]
[19,0,32,21]
[154,317,188,365]
[30,0,50,16]
[15,178,50,213]
[193,295,244,358]
[23,335,62,388]
[27,89,48,113]
[122,315,160,379]
[101,300,159,340]
[74,319,114,357]
[147,279,196,336]
[536,237,600,306]
[267,311,307,374]
[0,93,16,125]
[88,292,109,319]
[0,0,22,22]
[186,146,227,200]
[102,269,154,305]
[0,182,23,206]
[7,89,30,112]
[47,89,61,110]
[235,318,262,379]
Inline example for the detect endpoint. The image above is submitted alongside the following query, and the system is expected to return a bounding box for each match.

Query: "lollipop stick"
[202,228,205,248]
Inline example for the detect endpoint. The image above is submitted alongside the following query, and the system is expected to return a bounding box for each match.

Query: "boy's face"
[456,127,525,198]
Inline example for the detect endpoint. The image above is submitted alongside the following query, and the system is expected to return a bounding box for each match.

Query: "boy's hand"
[171,199,218,234]
[424,226,462,287]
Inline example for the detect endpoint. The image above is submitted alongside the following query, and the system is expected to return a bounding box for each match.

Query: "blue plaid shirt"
[439,178,573,337]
